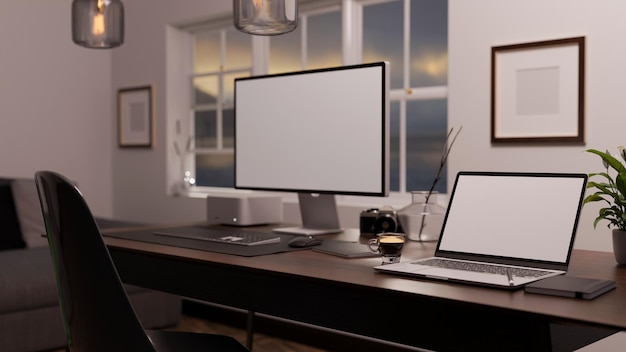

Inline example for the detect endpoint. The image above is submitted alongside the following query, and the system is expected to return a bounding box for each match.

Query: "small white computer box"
[206,193,283,226]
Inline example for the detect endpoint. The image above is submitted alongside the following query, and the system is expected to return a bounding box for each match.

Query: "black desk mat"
[103,226,309,257]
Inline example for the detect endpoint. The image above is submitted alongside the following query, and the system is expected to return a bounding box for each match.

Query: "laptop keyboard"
[154,227,281,246]
[414,258,548,278]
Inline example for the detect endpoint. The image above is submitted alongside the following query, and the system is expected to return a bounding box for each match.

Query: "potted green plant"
[584,147,626,264]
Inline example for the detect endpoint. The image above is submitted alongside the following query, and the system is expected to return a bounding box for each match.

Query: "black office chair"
[34,171,249,352]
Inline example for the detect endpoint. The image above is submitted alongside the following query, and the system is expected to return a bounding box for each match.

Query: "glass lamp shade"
[233,0,298,36]
[72,0,124,48]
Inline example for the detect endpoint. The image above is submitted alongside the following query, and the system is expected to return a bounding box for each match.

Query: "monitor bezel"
[233,61,390,197]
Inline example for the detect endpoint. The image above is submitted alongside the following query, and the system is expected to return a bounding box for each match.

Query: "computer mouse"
[288,236,322,248]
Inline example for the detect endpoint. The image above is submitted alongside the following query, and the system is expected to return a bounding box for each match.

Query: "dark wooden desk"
[103,224,626,351]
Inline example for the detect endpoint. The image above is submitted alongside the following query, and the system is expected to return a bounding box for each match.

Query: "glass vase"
[398,191,447,242]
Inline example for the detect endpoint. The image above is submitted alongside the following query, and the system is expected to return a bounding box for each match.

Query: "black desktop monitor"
[234,61,390,235]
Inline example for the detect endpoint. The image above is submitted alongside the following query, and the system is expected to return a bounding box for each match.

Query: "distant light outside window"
[363,0,448,192]
[269,9,342,73]
[194,110,217,149]
[192,29,252,74]
[306,11,342,70]
[225,30,253,69]
[406,99,448,193]
[191,28,250,188]
[193,32,221,73]
[362,0,448,88]
[195,153,234,188]
[193,76,218,105]
[390,101,400,191]
[268,26,301,74]
[410,0,448,87]
[363,0,403,89]
[188,0,448,193]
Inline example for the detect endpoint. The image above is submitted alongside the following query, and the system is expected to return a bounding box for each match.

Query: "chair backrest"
[35,171,155,352]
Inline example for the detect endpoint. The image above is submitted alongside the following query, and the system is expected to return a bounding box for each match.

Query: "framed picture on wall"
[491,37,585,144]
[118,85,154,148]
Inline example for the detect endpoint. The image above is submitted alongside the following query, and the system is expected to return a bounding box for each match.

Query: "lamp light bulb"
[92,0,105,36]
[72,0,124,48]
[234,0,298,36]
[252,0,271,20]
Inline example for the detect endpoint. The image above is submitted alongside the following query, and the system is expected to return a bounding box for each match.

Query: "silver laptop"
[375,171,588,289]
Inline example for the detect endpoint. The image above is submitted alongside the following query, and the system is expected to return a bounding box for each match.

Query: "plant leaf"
[616,172,626,200]
[587,149,626,173]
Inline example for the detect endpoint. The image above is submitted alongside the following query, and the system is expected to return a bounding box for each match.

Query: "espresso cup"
[368,232,406,264]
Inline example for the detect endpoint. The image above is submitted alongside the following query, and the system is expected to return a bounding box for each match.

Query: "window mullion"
[403,0,410,90]
[186,33,197,177]
[217,75,224,150]
[217,31,227,150]
[399,99,407,193]
[342,0,360,65]
[301,15,308,69]
[399,0,410,194]
[398,86,448,101]
[182,0,447,192]
[251,36,269,75]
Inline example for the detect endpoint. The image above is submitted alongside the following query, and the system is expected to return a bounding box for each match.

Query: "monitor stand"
[273,193,343,236]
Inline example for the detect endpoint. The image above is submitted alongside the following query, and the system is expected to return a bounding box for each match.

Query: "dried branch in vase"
[424,126,462,203]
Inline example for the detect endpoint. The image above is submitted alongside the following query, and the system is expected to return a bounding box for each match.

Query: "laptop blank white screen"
[437,174,585,263]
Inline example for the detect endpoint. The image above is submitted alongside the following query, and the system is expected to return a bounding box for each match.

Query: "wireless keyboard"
[154,227,281,246]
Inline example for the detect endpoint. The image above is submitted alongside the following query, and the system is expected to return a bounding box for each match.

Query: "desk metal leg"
[247,310,255,350]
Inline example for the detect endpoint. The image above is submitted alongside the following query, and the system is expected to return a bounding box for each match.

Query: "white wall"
[9,0,614,251]
[113,0,626,252]
[111,1,232,223]
[109,0,399,229]
[0,0,113,216]
[448,0,626,251]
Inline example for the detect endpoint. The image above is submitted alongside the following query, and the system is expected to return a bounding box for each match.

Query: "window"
[191,28,252,187]
[268,6,343,73]
[180,0,448,194]
[360,0,448,193]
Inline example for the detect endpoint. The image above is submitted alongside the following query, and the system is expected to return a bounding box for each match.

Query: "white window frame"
[168,0,448,208]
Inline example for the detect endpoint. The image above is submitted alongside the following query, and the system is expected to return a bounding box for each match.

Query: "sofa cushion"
[0,247,58,313]
[0,246,154,314]
[0,179,26,250]
[11,179,47,248]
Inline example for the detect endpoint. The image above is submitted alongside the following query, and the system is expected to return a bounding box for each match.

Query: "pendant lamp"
[72,0,124,48]
[233,0,298,36]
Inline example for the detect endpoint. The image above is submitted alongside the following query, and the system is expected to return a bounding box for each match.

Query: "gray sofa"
[0,178,182,352]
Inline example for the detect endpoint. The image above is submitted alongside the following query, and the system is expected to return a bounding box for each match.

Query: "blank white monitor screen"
[438,172,587,263]
[235,62,389,196]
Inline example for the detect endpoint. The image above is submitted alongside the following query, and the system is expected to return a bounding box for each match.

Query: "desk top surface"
[103,223,626,331]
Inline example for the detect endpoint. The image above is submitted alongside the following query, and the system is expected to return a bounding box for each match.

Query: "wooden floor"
[44,300,419,352]
[175,302,423,352]
[169,315,624,352]
[45,298,620,352]
[165,314,328,352]
[49,314,327,352]
[49,311,619,351]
